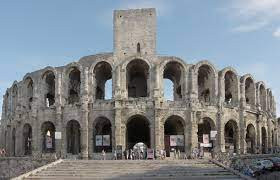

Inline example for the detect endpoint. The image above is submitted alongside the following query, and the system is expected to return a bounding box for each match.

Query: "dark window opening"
[198,65,214,103]
[127,59,149,98]
[126,115,150,150]
[41,121,55,153]
[67,120,81,155]
[94,62,112,100]
[93,117,112,152]
[68,68,81,104]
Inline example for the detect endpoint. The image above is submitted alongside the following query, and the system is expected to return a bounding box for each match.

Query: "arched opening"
[23,123,32,155]
[224,120,238,153]
[126,59,149,98]
[137,43,140,54]
[224,71,238,104]
[198,117,216,155]
[41,121,55,153]
[94,62,112,100]
[163,61,184,101]
[261,127,267,154]
[12,85,18,114]
[43,71,55,107]
[93,117,112,152]
[198,65,215,103]
[259,84,266,110]
[246,124,256,154]
[66,120,81,155]
[68,68,81,104]
[26,78,34,110]
[164,115,185,157]
[126,115,150,149]
[12,128,16,156]
[245,77,255,106]
[268,91,273,111]
[4,92,9,116]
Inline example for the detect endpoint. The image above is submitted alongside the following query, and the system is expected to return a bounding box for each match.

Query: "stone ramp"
[22,159,242,180]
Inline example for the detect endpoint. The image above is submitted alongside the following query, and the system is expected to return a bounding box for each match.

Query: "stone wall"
[0,8,278,160]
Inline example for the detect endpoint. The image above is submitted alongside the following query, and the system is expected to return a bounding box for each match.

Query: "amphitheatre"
[0,8,278,163]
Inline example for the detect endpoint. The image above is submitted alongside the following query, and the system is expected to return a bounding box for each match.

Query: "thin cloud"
[226,0,280,35]
[273,27,280,38]
[232,21,268,32]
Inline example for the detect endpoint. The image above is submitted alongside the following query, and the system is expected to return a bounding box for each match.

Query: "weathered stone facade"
[0,8,278,159]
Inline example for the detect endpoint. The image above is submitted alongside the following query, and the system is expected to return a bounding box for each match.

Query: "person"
[160,149,164,160]
[178,149,181,159]
[2,148,6,157]
[126,149,129,160]
[102,149,106,160]
[173,149,177,160]
[114,150,117,160]
[130,149,133,160]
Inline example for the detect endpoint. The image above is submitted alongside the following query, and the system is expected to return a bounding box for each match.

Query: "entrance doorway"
[164,115,185,157]
[126,115,150,150]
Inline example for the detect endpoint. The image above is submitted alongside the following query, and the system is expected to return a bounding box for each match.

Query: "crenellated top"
[1,53,277,122]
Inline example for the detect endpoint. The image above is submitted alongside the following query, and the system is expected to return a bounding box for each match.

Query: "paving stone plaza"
[0,8,279,166]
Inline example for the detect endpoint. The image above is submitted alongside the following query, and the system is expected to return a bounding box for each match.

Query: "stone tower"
[113,8,156,58]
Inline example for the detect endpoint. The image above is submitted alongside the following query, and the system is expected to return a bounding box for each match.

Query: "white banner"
[203,134,209,144]
[96,135,102,146]
[102,135,110,146]
[55,132,61,139]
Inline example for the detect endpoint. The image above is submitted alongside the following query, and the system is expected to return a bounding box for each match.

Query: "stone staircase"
[22,159,242,180]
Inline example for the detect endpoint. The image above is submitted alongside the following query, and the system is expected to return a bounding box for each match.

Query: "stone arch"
[246,124,256,154]
[93,116,112,152]
[126,114,150,149]
[194,60,217,103]
[23,123,32,155]
[198,117,216,141]
[126,59,150,98]
[267,89,273,111]
[257,82,267,111]
[162,60,186,100]
[261,126,267,154]
[92,61,113,100]
[164,115,185,155]
[4,91,9,117]
[11,84,18,114]
[42,70,56,107]
[67,66,81,104]
[66,120,81,155]
[24,77,34,110]
[220,67,239,104]
[240,74,256,106]
[224,119,239,153]
[41,121,56,153]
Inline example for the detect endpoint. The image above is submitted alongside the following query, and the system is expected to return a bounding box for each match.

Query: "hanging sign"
[210,131,217,140]
[96,135,102,146]
[147,149,154,159]
[203,134,209,144]
[103,135,110,146]
[55,132,61,139]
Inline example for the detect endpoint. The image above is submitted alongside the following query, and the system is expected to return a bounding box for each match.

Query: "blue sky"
[0,0,280,116]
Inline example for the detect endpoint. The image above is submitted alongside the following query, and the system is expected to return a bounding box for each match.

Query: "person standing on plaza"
[102,149,106,160]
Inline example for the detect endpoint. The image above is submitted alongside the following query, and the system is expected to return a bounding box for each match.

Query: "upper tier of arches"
[2,54,276,119]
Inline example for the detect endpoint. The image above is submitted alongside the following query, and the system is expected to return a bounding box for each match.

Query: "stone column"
[267,120,272,153]
[81,67,89,159]
[216,111,225,153]
[190,111,198,153]
[114,101,123,148]
[239,111,246,154]
[55,72,63,158]
[256,118,261,154]
[154,108,162,152]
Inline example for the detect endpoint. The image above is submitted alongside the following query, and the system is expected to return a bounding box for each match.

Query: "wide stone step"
[22,160,242,180]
